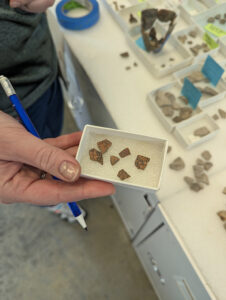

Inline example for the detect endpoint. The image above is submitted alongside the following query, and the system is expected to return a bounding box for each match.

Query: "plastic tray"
[173,24,219,62]
[173,113,219,149]
[147,81,202,132]
[173,63,226,108]
[193,3,226,41]
[126,23,193,77]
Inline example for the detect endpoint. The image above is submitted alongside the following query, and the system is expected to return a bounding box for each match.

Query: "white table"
[48,2,226,299]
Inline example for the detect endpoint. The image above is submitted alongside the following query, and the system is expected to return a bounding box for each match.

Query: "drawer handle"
[144,194,152,207]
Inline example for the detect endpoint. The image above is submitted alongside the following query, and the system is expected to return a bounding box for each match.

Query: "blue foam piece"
[202,55,224,86]
[136,36,147,51]
[182,78,202,109]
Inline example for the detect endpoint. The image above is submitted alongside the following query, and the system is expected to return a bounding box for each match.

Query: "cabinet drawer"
[133,205,164,246]
[135,220,213,300]
[112,186,154,237]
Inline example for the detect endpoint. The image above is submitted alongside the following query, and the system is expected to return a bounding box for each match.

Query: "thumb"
[9,131,81,182]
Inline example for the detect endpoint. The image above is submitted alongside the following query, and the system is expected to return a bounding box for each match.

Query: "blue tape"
[56,0,100,30]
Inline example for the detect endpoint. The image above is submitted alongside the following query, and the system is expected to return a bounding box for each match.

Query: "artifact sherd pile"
[89,139,151,181]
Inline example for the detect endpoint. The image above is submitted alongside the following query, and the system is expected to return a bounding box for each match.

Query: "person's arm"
[0,111,115,205]
[9,0,55,13]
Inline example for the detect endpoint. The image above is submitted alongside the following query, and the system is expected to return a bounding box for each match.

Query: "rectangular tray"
[173,113,219,149]
[193,3,226,41]
[173,24,219,62]
[147,81,202,132]
[76,125,168,192]
[173,62,226,108]
[126,23,193,77]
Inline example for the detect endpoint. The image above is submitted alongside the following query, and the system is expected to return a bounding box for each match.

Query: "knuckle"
[35,146,58,172]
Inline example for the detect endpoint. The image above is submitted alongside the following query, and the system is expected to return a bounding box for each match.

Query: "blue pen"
[0,75,87,230]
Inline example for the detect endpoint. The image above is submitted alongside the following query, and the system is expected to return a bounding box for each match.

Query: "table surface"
[49,2,226,299]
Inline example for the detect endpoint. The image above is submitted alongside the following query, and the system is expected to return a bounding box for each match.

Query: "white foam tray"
[173,62,226,108]
[76,125,168,192]
[126,23,193,78]
[173,113,219,149]
[173,24,219,63]
[147,81,202,133]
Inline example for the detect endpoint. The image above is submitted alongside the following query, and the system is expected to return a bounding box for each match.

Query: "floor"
[0,103,158,300]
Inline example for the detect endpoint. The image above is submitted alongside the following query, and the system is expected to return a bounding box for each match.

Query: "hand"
[0,111,115,205]
[9,0,55,13]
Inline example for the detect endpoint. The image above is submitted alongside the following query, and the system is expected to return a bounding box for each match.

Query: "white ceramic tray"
[173,24,219,62]
[173,62,226,108]
[147,81,202,132]
[76,125,168,192]
[173,113,219,149]
[126,23,193,77]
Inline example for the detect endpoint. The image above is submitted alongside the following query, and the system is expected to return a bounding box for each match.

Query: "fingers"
[3,177,115,205]
[3,130,81,183]
[44,132,82,149]
[10,0,55,12]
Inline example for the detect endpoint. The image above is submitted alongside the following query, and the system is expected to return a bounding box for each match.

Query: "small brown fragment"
[129,13,137,23]
[120,4,125,9]
[119,147,131,158]
[190,182,203,192]
[217,211,226,221]
[167,146,172,153]
[125,66,131,70]
[120,52,129,58]
[212,114,219,120]
[178,35,187,44]
[201,150,211,161]
[169,157,185,171]
[97,139,112,153]
[110,155,120,166]
[218,108,226,119]
[169,57,174,61]
[188,30,197,38]
[198,86,217,96]
[133,62,138,67]
[89,148,103,165]
[184,176,194,186]
[204,162,213,171]
[117,169,130,180]
[187,40,193,45]
[193,127,210,137]
[222,187,226,194]
[215,14,221,20]
[162,106,174,117]
[178,95,188,104]
[195,173,209,185]
[193,165,204,177]
[207,17,215,23]
[220,19,226,24]
[196,158,204,166]
[161,64,166,68]
[135,155,150,170]
[113,1,119,11]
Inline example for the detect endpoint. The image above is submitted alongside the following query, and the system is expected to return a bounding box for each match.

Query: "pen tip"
[84,227,88,231]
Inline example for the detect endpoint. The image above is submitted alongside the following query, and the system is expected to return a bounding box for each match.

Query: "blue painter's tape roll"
[56,0,99,30]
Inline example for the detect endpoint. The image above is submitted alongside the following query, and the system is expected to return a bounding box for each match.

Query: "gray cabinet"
[134,206,212,300]
[112,186,157,238]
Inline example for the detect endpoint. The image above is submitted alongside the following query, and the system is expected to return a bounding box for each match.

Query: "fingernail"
[59,161,79,181]
[10,1,21,7]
